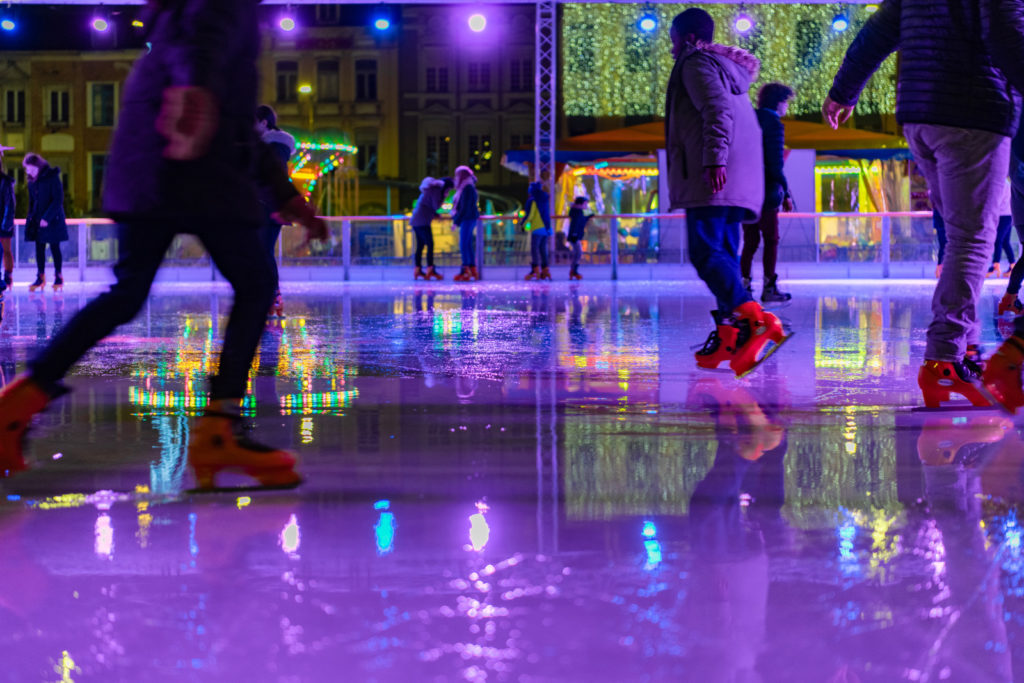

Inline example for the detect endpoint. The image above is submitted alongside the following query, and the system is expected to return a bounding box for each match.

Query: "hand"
[40,219,48,227]
[782,196,794,212]
[822,96,854,130]
[272,195,329,244]
[703,166,727,194]
[156,86,219,160]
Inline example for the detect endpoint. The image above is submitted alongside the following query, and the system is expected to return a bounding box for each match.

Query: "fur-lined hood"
[679,41,760,90]
[419,176,446,192]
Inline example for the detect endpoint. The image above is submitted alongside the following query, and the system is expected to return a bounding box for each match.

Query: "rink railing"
[10,210,968,281]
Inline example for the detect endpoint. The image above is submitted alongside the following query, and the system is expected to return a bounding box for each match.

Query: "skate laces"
[695,329,721,355]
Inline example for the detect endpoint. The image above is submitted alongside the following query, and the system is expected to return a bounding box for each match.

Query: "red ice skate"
[982,336,1024,414]
[728,301,790,378]
[918,360,994,409]
[0,376,53,475]
[998,292,1023,317]
[695,310,739,370]
[916,415,1011,466]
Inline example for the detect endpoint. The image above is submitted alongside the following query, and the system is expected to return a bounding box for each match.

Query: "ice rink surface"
[0,280,1021,682]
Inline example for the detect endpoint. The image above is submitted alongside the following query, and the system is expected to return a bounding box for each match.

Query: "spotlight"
[298,84,312,95]
[733,14,754,34]
[638,15,657,32]
[92,17,110,32]
[865,4,879,12]
[0,19,14,32]
[131,19,144,28]
[832,14,849,31]
[468,13,486,32]
[374,17,391,31]
[279,16,296,32]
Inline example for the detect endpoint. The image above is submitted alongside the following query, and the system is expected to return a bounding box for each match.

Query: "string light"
[563,4,896,118]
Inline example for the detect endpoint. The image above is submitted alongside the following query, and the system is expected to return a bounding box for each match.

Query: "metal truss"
[535,0,557,197]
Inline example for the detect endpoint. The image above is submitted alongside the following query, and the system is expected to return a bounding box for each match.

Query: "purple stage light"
[733,14,754,34]
[92,17,109,32]
[832,14,849,31]
[0,19,14,31]
[374,17,391,31]
[468,13,486,32]
[279,16,296,32]
[638,15,657,32]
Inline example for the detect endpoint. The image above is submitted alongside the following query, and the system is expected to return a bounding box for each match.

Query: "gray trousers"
[905,124,1010,361]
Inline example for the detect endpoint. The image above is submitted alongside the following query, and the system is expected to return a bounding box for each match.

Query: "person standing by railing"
[824,0,1024,410]
[741,82,794,304]
[521,179,553,281]
[452,165,480,282]
[23,153,67,293]
[665,9,789,378]
[0,145,14,293]
[255,104,296,318]
[989,178,1015,278]
[566,196,592,280]
[411,176,452,280]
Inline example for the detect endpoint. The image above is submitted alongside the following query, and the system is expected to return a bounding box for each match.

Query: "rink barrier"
[10,211,977,282]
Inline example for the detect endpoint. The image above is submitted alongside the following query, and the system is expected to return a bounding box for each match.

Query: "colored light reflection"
[642,521,662,570]
[95,514,114,558]
[280,514,301,555]
[467,501,491,552]
[374,501,396,555]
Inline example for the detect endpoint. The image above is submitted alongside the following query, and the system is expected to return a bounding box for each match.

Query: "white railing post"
[610,217,619,281]
[78,220,88,283]
[342,219,352,281]
[881,215,891,278]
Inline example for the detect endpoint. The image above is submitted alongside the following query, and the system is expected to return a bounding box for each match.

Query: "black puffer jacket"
[829,0,1024,137]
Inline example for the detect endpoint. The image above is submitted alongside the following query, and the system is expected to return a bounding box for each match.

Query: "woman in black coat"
[23,153,68,291]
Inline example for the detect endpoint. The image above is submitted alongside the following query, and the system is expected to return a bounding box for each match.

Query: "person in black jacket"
[0,0,326,488]
[410,176,453,280]
[741,83,794,304]
[451,165,480,282]
[566,196,591,280]
[0,145,14,293]
[254,104,296,318]
[22,154,68,293]
[823,0,1024,411]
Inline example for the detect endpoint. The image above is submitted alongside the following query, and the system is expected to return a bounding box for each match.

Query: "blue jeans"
[459,220,476,267]
[412,225,434,268]
[934,211,947,265]
[531,231,550,268]
[260,221,282,292]
[686,206,752,312]
[994,215,1015,264]
[28,219,275,400]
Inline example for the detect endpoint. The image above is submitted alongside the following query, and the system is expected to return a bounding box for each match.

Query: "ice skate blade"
[735,331,794,379]
[909,404,1003,414]
[186,477,304,495]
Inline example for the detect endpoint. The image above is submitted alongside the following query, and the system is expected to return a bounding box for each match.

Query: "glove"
[272,195,329,243]
[155,86,219,161]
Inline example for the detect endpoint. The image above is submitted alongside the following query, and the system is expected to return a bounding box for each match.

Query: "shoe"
[999,292,1024,317]
[0,376,53,476]
[742,276,754,298]
[453,267,470,282]
[414,267,426,280]
[695,310,739,369]
[52,273,63,292]
[729,301,790,378]
[917,415,1011,466]
[468,266,480,281]
[918,359,994,409]
[28,274,44,292]
[3,272,11,289]
[761,275,792,303]
[539,267,552,281]
[269,291,285,318]
[426,266,443,281]
[569,267,582,280]
[524,267,540,281]
[187,400,302,491]
[982,335,1024,413]
[988,263,1002,278]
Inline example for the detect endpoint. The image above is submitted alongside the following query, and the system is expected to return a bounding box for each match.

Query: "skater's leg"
[49,242,62,276]
[1,238,11,277]
[934,212,947,266]
[28,222,174,387]
[199,225,276,400]
[530,232,540,268]
[459,221,475,267]
[906,124,1008,362]
[539,234,549,269]
[33,241,45,278]
[571,240,582,268]
[739,219,761,279]
[425,228,435,268]
[260,223,282,294]
[412,226,428,269]
[686,206,752,312]
[761,206,780,279]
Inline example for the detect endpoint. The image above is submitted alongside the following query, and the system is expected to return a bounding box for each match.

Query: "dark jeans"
[570,239,582,267]
[740,203,780,279]
[1009,222,1024,295]
[530,231,550,268]
[994,215,1015,264]
[260,221,282,293]
[459,220,476,267]
[412,225,434,268]
[934,211,947,264]
[35,241,63,274]
[29,219,275,400]
[686,206,753,313]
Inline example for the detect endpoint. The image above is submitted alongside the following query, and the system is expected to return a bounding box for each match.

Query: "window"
[317,61,340,102]
[89,83,116,127]
[90,154,107,210]
[316,5,340,24]
[510,59,532,91]
[426,68,437,92]
[357,144,377,176]
[426,135,451,175]
[468,63,491,92]
[276,61,299,102]
[469,135,492,173]
[4,89,24,125]
[438,68,449,93]
[356,60,378,101]
[48,89,70,125]
[510,133,532,149]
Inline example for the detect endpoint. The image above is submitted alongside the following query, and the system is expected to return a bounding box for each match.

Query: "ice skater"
[0,0,325,488]
[933,210,947,278]
[824,0,1024,409]
[521,177,553,281]
[989,178,1015,278]
[1000,124,1024,318]
[741,82,794,304]
[411,176,453,280]
[665,8,788,378]
[451,165,480,282]
[0,145,13,293]
[23,153,67,293]
[255,104,296,318]
[566,196,592,280]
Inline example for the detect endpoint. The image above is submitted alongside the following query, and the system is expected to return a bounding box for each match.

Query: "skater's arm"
[986,0,1024,94]
[0,179,13,230]
[682,54,733,171]
[826,0,901,119]
[166,0,242,91]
